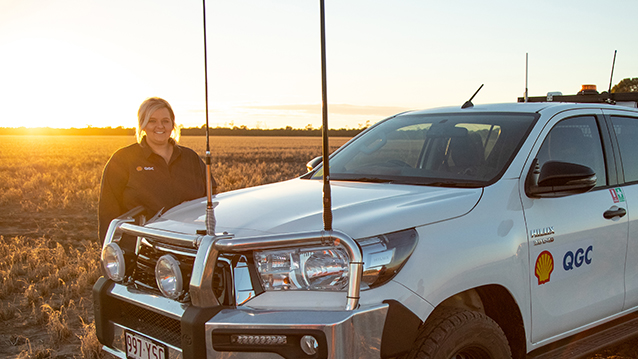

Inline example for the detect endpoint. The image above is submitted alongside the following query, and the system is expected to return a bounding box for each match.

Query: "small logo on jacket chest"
[136,166,154,171]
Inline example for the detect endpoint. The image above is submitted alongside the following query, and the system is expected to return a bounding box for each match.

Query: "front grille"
[135,243,195,292]
[133,239,235,306]
[114,298,182,347]
[213,258,234,305]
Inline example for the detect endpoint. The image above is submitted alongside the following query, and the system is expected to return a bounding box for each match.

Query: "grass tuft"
[16,339,54,359]
[42,303,74,342]
[78,320,104,359]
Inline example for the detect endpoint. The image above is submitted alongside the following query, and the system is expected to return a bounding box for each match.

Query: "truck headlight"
[155,254,184,299]
[254,247,349,291]
[358,228,418,288]
[102,242,125,282]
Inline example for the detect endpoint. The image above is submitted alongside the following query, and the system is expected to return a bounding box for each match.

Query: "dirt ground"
[0,207,100,359]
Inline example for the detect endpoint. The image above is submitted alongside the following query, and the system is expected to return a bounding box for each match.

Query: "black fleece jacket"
[98,137,216,242]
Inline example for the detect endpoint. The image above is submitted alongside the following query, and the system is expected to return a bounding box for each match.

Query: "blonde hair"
[136,97,180,143]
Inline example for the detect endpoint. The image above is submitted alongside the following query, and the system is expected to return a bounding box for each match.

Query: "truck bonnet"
[146,178,482,240]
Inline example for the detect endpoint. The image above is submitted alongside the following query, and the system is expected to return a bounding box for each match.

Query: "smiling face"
[144,107,173,146]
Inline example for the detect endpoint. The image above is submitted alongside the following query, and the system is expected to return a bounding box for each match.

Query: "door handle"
[603,207,627,219]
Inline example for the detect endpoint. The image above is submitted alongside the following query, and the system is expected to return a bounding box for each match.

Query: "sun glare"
[1,37,150,129]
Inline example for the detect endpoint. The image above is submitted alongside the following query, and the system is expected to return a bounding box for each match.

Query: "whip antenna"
[202,0,215,235]
[524,53,528,102]
[320,0,333,232]
[461,84,483,109]
[608,50,617,95]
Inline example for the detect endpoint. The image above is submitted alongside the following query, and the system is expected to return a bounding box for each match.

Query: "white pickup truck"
[95,95,638,359]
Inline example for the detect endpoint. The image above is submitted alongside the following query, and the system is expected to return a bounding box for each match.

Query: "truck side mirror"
[306,156,323,172]
[525,159,597,198]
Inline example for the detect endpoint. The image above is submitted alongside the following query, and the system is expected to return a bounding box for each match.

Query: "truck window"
[317,112,536,187]
[536,116,607,187]
[611,116,638,183]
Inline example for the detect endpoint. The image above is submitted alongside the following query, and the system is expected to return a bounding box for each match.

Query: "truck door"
[521,112,628,343]
[605,111,638,309]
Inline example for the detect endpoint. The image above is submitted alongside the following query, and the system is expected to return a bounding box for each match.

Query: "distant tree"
[611,78,638,93]
[357,120,371,129]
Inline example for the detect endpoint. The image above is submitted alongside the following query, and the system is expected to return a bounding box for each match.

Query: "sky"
[1,0,637,130]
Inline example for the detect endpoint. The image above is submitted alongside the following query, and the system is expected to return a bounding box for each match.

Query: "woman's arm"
[98,154,128,243]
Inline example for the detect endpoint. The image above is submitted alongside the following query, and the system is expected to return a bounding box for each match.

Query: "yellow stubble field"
[0,135,348,358]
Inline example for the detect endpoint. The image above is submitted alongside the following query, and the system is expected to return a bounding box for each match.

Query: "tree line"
[0,126,365,137]
[180,126,363,137]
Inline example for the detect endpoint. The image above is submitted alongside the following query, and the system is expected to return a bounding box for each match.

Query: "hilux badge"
[530,227,554,238]
[531,227,555,246]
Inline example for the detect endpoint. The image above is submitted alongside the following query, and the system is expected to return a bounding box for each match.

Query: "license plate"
[125,330,168,359]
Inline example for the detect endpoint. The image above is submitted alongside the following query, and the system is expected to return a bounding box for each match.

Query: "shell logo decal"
[535,251,554,285]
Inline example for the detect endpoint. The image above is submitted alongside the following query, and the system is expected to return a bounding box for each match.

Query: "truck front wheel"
[405,307,512,359]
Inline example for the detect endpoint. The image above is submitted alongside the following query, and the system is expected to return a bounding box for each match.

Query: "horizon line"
[0,125,366,130]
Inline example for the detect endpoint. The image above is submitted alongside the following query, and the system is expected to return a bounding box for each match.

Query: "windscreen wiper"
[344,177,395,184]
[419,180,483,188]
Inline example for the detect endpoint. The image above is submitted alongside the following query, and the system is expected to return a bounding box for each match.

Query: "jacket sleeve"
[98,153,128,243]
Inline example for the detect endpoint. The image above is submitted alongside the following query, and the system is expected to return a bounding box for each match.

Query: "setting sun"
[2,37,150,129]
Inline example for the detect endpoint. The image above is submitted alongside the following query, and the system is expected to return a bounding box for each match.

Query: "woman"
[98,97,216,243]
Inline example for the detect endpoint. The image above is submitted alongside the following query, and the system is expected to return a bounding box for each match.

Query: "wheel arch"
[436,285,526,359]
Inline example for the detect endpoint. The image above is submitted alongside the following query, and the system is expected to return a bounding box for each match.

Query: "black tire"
[405,307,512,359]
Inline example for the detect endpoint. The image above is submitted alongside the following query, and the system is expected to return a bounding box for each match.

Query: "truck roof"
[406,101,638,117]
[518,91,638,107]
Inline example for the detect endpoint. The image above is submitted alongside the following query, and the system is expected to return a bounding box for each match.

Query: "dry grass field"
[0,135,348,358]
[0,135,637,358]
